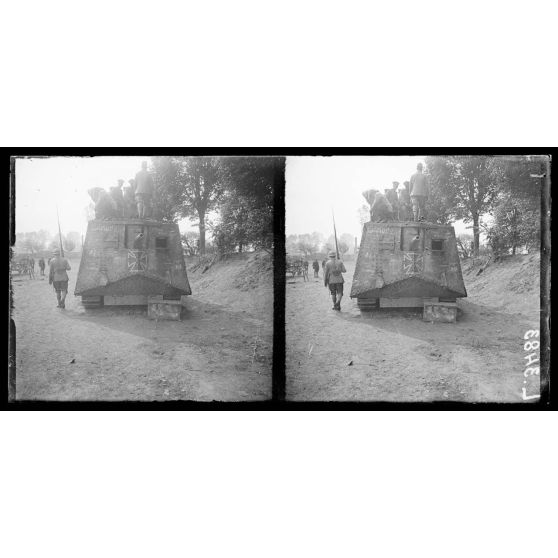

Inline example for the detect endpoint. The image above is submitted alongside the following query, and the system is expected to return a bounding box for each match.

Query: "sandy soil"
[12,254,272,401]
[286,256,541,402]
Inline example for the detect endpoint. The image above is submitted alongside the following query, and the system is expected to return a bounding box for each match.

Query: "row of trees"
[151,156,280,256]
[14,230,81,254]
[424,155,544,256]
[286,232,355,258]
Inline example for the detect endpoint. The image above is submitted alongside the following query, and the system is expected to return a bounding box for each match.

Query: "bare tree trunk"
[472,213,480,256]
[198,212,206,255]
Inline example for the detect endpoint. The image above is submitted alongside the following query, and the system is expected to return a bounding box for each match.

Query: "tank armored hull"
[351,221,466,313]
[75,219,191,308]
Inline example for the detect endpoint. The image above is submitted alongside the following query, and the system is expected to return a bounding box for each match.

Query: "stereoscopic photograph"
[285,155,548,402]
[10,155,282,402]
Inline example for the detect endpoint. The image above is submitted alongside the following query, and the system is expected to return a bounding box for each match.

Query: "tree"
[487,155,542,254]
[63,236,76,252]
[295,234,318,257]
[425,156,501,255]
[286,234,299,254]
[151,157,227,254]
[64,231,81,252]
[215,157,278,253]
[338,241,349,256]
[15,230,51,254]
[339,233,354,254]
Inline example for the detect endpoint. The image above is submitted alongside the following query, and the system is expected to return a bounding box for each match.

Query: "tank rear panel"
[75,219,191,299]
[351,221,466,300]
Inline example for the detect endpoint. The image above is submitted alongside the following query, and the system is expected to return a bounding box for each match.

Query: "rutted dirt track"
[286,257,540,402]
[12,255,272,401]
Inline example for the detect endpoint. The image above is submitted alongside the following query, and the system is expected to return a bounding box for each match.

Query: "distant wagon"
[351,221,466,321]
[75,219,191,308]
[286,254,309,281]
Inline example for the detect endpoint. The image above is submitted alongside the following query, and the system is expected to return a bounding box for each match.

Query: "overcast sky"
[14,156,199,239]
[14,157,147,237]
[286,156,470,241]
[15,155,473,245]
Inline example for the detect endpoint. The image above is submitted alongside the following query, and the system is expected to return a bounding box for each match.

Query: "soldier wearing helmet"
[324,250,347,311]
[48,248,71,309]
[409,162,429,221]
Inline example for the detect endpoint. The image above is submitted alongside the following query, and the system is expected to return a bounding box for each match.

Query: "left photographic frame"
[8,154,284,404]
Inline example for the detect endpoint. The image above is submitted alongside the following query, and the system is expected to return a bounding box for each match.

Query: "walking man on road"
[28,256,35,279]
[312,259,320,278]
[324,250,346,311]
[409,162,429,221]
[38,257,46,276]
[48,248,71,309]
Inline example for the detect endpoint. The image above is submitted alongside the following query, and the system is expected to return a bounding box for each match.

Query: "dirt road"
[12,257,272,401]
[286,260,540,402]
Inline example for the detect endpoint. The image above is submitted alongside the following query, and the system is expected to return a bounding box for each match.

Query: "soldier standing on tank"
[385,182,400,220]
[123,179,137,218]
[135,161,154,219]
[88,187,117,219]
[109,179,125,217]
[409,163,429,221]
[370,191,394,222]
[399,182,412,221]
[324,250,346,311]
[48,248,71,309]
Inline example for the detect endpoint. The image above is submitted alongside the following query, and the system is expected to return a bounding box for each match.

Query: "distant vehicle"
[351,221,467,314]
[11,254,32,275]
[74,219,191,308]
[286,254,308,281]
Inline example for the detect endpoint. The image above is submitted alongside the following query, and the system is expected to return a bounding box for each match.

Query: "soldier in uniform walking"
[312,259,320,278]
[48,248,71,309]
[324,250,346,311]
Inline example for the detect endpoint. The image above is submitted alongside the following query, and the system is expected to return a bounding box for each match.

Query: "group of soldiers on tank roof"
[363,162,430,223]
[87,161,155,221]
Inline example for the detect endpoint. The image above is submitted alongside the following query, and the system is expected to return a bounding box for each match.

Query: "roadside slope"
[462,252,540,319]
[186,251,273,318]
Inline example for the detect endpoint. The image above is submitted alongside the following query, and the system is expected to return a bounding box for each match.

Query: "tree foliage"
[487,156,542,255]
[425,155,542,257]
[212,157,278,254]
[151,156,227,253]
[151,156,279,256]
[426,156,501,254]
[15,230,51,254]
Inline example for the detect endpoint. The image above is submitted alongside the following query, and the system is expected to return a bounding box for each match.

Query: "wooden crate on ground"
[423,301,458,323]
[147,296,183,321]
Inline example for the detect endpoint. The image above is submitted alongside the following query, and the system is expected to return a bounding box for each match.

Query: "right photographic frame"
[284,154,550,403]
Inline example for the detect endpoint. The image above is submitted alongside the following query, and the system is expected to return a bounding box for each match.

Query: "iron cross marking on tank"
[403,252,423,274]
[128,250,147,273]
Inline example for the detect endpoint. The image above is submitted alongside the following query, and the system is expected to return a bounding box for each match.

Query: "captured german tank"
[75,219,191,308]
[351,189,466,320]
